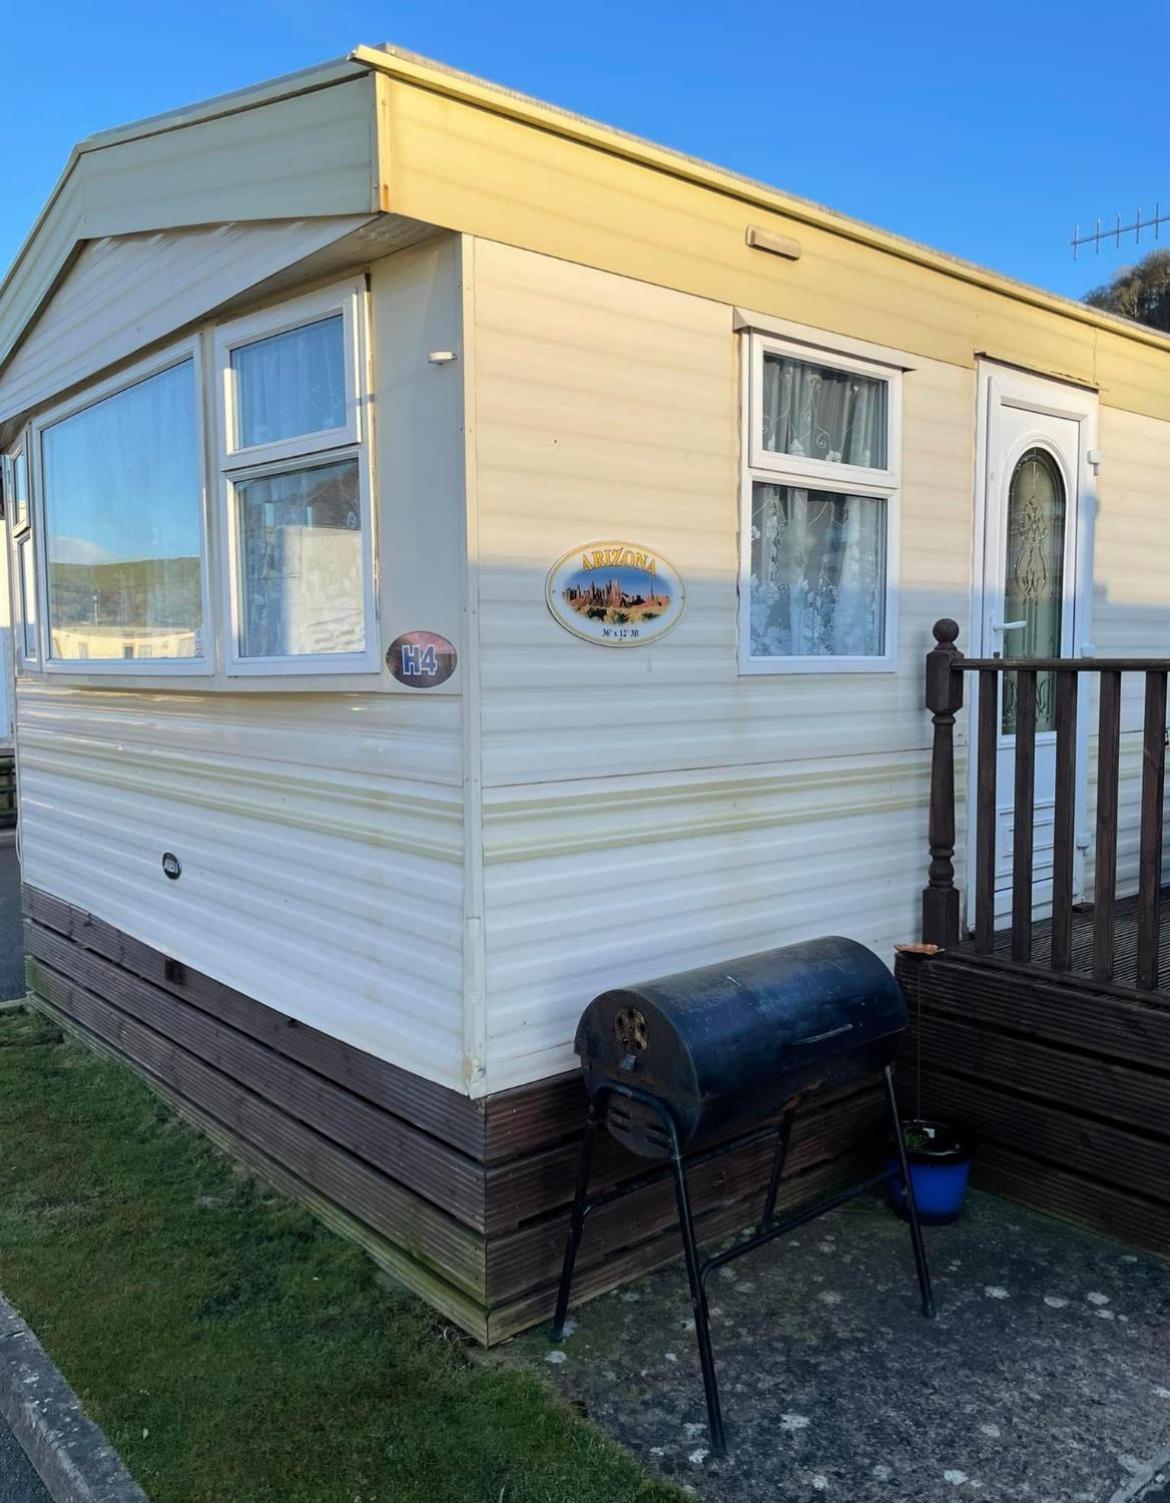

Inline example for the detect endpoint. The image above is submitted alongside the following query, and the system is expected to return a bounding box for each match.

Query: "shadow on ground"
[510,1190,1170,1503]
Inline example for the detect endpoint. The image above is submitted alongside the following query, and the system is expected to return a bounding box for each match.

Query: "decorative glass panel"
[1002,448,1066,734]
[232,316,346,449]
[18,536,37,659]
[762,353,887,469]
[41,361,204,662]
[749,483,887,657]
[236,458,363,659]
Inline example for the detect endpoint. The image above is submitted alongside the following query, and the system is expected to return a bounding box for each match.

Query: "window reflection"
[41,360,203,662]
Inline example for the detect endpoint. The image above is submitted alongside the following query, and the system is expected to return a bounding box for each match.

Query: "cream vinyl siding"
[9,236,472,1090]
[16,681,466,1086]
[1081,406,1170,901]
[0,219,374,428]
[469,240,974,1089]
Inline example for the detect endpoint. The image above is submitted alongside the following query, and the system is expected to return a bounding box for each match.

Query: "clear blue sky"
[1,0,1167,304]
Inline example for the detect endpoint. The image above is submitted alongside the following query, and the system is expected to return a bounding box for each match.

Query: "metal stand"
[550,1064,934,1457]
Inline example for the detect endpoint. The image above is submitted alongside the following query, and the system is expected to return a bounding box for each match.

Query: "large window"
[37,357,206,666]
[741,334,901,673]
[216,280,375,674]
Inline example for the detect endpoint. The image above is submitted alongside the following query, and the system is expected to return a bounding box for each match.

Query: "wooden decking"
[895,937,1170,1264]
[953,886,1170,999]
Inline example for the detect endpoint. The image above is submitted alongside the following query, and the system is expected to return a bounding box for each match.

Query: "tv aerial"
[1072,204,1170,259]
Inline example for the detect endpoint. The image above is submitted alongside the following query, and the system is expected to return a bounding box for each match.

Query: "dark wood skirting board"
[22,886,886,1341]
[895,950,1170,1261]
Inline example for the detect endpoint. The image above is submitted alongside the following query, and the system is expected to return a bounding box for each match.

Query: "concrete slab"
[514,1190,1170,1503]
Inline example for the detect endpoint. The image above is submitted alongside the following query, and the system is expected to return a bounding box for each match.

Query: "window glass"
[232,316,346,449]
[11,450,29,532]
[749,482,887,658]
[235,458,363,659]
[762,353,887,469]
[17,536,37,659]
[41,360,203,662]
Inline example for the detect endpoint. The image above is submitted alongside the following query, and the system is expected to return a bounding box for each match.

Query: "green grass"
[0,1008,680,1503]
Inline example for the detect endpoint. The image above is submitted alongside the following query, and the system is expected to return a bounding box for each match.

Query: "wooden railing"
[922,617,1170,992]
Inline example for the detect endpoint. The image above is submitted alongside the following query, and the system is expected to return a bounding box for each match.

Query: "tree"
[1084,249,1170,332]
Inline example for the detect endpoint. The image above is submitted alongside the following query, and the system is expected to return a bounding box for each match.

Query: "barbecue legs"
[884,1064,936,1319]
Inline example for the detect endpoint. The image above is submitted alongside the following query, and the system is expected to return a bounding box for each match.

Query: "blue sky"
[1,0,1167,304]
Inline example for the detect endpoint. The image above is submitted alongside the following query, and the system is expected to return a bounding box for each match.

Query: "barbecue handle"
[792,1022,855,1046]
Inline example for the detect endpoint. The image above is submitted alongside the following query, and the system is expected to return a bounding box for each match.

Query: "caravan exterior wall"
[467,237,976,1092]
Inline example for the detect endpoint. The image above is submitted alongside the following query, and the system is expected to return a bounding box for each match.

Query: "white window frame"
[213,278,378,677]
[30,339,212,676]
[4,438,38,668]
[739,332,902,675]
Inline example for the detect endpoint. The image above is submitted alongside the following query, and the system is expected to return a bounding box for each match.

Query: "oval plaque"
[545,541,685,647]
[386,631,458,687]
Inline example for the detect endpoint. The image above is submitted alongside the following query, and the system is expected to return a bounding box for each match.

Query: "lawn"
[0,1006,679,1503]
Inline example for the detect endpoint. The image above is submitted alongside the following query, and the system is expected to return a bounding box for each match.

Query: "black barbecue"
[550,935,934,1456]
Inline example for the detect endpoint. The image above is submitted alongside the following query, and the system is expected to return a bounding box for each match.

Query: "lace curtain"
[233,315,346,448]
[750,484,887,657]
[762,354,886,468]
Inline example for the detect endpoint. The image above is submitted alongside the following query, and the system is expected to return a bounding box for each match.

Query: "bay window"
[216,279,376,674]
[740,334,901,673]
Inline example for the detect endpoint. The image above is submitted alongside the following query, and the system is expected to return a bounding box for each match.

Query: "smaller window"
[231,315,347,449]
[10,449,30,533]
[4,445,37,664]
[761,352,888,469]
[741,334,901,674]
[216,280,375,676]
[17,534,38,663]
[235,458,363,659]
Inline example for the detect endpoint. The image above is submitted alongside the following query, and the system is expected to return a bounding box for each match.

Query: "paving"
[0,1419,51,1503]
[513,1188,1170,1503]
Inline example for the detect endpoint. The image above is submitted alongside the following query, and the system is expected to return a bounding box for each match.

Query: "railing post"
[922,619,965,948]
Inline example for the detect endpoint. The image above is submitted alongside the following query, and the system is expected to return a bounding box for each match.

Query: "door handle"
[989,617,1027,634]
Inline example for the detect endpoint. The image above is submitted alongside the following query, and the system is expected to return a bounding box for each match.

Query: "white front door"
[972,364,1097,927]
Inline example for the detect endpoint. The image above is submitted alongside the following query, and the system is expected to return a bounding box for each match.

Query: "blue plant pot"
[887,1120,974,1225]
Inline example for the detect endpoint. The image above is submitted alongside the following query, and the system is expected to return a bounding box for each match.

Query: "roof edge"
[0,57,369,336]
[353,42,1170,359]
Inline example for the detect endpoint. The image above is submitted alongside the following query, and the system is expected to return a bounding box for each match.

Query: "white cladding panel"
[17,682,465,1085]
[1083,405,1170,900]
[0,219,374,427]
[469,240,975,1089]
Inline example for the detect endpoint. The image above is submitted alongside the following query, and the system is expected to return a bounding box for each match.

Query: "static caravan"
[4,47,1170,1341]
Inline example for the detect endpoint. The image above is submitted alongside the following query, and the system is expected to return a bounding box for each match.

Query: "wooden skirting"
[895,950,1170,1260]
[23,886,884,1343]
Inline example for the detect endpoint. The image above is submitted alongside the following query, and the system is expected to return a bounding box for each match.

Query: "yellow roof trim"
[352,43,1170,357]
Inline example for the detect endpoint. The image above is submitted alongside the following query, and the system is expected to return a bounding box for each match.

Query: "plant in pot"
[889,945,975,1224]
[887,1118,975,1225]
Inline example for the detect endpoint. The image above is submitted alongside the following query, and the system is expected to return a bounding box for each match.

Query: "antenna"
[1072,203,1170,259]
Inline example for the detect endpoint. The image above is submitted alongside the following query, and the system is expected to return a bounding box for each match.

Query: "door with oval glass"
[973,365,1096,928]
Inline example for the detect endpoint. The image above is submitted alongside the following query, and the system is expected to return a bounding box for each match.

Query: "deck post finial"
[923,620,964,948]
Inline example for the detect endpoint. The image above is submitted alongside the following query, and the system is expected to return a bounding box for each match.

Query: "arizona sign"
[545,541,686,647]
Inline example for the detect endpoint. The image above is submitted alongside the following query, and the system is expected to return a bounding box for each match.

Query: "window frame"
[739,332,902,676]
[29,338,212,677]
[213,278,379,677]
[3,439,38,668]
